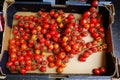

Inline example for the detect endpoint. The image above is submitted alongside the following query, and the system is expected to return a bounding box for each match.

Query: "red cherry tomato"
[83,51,90,58]
[78,56,86,62]
[92,0,98,7]
[48,62,55,68]
[58,51,66,60]
[47,55,55,62]
[6,61,13,67]
[56,67,64,73]
[93,68,100,75]
[39,66,46,72]
[99,67,106,74]
[83,11,91,19]
[20,68,26,74]
[55,59,62,66]
[26,65,32,71]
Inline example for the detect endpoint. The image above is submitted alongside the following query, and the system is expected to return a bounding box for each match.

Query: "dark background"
[0,0,120,80]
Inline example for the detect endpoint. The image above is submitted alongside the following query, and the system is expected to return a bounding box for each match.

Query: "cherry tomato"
[83,11,91,19]
[26,59,32,66]
[83,51,90,58]
[45,40,50,46]
[98,27,104,33]
[81,31,88,37]
[21,43,27,50]
[47,55,55,62]
[89,27,96,33]
[65,45,71,52]
[29,15,34,20]
[90,7,98,13]
[56,67,63,73]
[20,60,26,66]
[80,19,87,25]
[18,56,24,61]
[68,14,74,21]
[78,56,86,62]
[58,52,66,59]
[53,44,59,50]
[50,10,55,17]
[93,68,100,75]
[54,12,59,18]
[62,36,68,42]
[99,67,106,74]
[72,43,79,51]
[6,61,13,67]
[10,65,16,72]
[91,32,99,38]
[34,54,43,63]
[10,39,16,45]
[14,60,19,66]
[39,66,46,72]
[20,68,26,74]
[84,23,90,30]
[92,0,98,7]
[56,59,62,67]
[43,23,49,29]
[15,15,20,19]
[48,62,55,68]
[26,65,32,71]
[10,53,17,59]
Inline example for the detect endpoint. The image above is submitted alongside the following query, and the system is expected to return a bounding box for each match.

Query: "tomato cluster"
[6,0,107,74]
[93,67,106,75]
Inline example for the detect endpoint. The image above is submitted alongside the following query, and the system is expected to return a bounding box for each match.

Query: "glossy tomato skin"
[78,56,86,62]
[39,66,46,72]
[92,0,98,7]
[47,55,55,62]
[20,68,26,74]
[91,32,99,39]
[58,52,66,60]
[50,10,55,17]
[83,51,90,58]
[34,54,43,63]
[56,67,63,73]
[80,19,87,25]
[25,59,32,66]
[14,60,19,66]
[68,14,74,21]
[48,62,55,68]
[89,27,96,33]
[83,11,91,19]
[6,61,13,67]
[55,59,62,66]
[93,68,100,75]
[99,67,106,74]
[15,15,20,19]
[10,65,16,72]
[26,65,32,71]
[81,31,88,37]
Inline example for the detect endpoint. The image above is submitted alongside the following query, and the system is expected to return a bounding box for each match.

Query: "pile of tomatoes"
[6,0,106,74]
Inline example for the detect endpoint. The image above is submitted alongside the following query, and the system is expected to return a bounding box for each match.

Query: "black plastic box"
[0,0,118,79]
